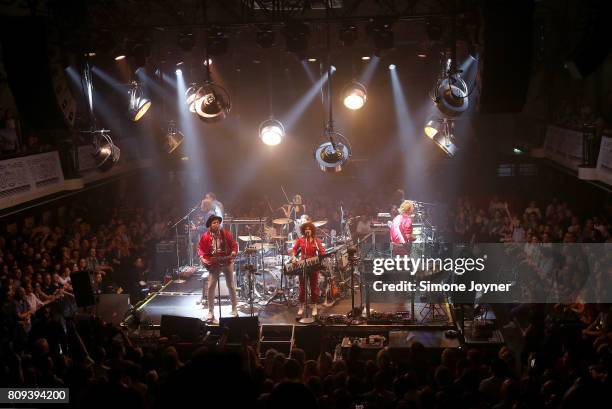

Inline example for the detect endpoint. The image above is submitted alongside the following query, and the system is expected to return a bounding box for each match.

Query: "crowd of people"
[450,196,611,244]
[1,188,611,408]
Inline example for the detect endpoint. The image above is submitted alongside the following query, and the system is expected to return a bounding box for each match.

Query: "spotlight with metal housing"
[424,119,442,138]
[423,118,457,157]
[188,81,231,123]
[342,81,367,110]
[92,131,120,171]
[259,118,285,146]
[432,133,458,157]
[163,120,184,154]
[128,81,151,121]
[432,57,469,117]
[314,129,351,172]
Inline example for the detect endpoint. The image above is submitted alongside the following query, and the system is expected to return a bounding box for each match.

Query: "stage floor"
[135,277,455,327]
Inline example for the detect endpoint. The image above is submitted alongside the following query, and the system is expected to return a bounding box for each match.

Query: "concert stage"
[132,275,456,328]
[121,275,477,358]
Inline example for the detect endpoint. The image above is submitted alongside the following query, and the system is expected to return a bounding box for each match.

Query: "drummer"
[294,214,312,237]
[281,194,306,220]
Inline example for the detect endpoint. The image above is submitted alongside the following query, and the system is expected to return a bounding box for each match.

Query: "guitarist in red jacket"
[198,215,238,320]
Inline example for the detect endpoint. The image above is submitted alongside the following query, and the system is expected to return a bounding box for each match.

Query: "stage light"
[187,82,231,123]
[175,68,182,75]
[128,81,151,121]
[423,118,457,157]
[115,54,126,61]
[256,25,276,48]
[513,147,525,155]
[308,58,317,62]
[259,118,285,146]
[92,131,120,171]
[314,130,351,172]
[432,133,458,157]
[342,81,367,110]
[163,121,184,154]
[423,119,441,139]
[361,56,371,61]
[283,22,310,54]
[203,58,213,66]
[432,57,469,117]
[388,64,396,70]
[434,76,468,116]
[185,84,199,113]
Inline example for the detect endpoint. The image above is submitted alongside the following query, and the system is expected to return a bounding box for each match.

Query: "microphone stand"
[168,204,200,276]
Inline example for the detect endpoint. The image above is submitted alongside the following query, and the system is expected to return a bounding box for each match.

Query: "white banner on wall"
[596,135,612,185]
[0,151,65,209]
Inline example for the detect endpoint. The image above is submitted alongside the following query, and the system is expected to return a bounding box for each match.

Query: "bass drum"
[254,268,282,298]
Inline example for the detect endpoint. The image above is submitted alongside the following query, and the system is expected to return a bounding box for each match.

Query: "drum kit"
[228,215,356,308]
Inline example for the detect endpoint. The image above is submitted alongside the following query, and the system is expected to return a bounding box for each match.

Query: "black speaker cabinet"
[160,315,204,342]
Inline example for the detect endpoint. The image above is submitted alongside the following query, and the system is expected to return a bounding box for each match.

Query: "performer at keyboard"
[290,221,325,317]
[198,215,238,320]
[389,200,414,256]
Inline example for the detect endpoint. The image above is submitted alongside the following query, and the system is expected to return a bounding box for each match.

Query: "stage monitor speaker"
[160,315,203,342]
[478,0,534,114]
[219,316,260,344]
[70,271,95,307]
[97,294,131,325]
[294,325,323,359]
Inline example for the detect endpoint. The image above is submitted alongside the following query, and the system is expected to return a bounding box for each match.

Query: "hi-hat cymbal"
[250,243,275,250]
[313,220,327,227]
[272,218,292,225]
[238,235,261,242]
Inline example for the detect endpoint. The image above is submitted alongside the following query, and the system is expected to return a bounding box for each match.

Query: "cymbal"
[250,243,275,250]
[286,240,296,244]
[238,235,261,242]
[313,219,327,227]
[272,217,292,225]
[270,235,288,240]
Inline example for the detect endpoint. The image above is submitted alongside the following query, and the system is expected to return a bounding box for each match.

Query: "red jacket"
[198,229,238,266]
[390,213,413,244]
[292,237,326,259]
